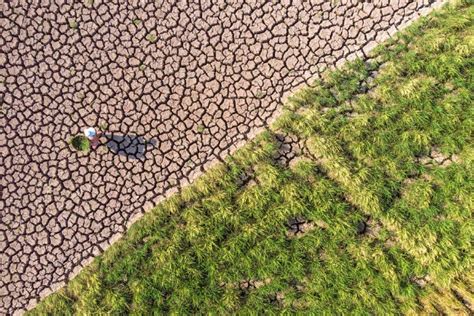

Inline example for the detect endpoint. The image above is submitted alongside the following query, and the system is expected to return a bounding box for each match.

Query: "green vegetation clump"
[70,135,90,152]
[98,122,108,131]
[31,2,473,315]
[68,19,78,29]
[146,33,157,43]
[255,90,265,99]
[196,124,206,133]
[132,18,142,26]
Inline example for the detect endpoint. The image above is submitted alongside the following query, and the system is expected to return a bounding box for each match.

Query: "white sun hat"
[84,127,97,139]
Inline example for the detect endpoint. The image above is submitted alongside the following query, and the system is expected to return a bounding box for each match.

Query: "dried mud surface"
[0,1,443,313]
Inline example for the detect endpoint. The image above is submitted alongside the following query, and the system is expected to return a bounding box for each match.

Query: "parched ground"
[0,0,445,313]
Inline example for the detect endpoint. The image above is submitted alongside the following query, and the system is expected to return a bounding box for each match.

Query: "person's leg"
[91,136,100,149]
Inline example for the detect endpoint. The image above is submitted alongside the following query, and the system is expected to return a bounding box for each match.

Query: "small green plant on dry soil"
[98,122,108,131]
[196,124,206,133]
[146,33,157,43]
[31,2,473,315]
[69,19,78,29]
[132,18,142,26]
[255,90,265,99]
[70,135,90,152]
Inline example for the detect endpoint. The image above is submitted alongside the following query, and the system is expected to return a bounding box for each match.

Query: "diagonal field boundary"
[0,1,447,314]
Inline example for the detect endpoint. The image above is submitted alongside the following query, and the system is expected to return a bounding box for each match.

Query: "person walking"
[84,127,101,149]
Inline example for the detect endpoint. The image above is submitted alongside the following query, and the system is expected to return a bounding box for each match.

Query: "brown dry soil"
[0,0,445,314]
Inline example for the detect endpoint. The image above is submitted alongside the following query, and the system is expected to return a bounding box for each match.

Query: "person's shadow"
[104,133,157,160]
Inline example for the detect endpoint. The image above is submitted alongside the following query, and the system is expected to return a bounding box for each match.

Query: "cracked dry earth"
[1,0,445,313]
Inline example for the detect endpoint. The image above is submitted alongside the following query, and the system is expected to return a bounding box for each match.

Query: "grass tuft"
[146,33,157,43]
[70,135,90,152]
